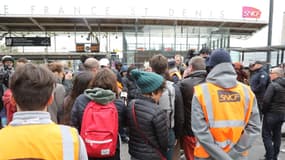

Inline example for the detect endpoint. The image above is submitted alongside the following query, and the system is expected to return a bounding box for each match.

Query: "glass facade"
[122,25,230,66]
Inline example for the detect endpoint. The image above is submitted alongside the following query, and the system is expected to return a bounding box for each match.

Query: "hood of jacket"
[206,63,237,88]
[84,87,116,105]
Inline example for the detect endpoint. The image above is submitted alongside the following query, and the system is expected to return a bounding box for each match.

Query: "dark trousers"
[262,112,285,160]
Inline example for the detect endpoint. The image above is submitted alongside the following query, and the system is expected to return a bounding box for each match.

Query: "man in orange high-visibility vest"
[191,49,261,160]
[0,64,88,160]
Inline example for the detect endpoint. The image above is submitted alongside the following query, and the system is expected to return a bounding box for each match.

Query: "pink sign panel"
[242,6,261,19]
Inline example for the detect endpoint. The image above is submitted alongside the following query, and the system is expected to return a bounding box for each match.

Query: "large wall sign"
[0,0,269,22]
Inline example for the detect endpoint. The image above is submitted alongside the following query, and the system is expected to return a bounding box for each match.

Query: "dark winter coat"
[124,77,141,102]
[173,84,184,139]
[250,67,270,103]
[262,77,285,114]
[179,70,207,136]
[127,96,168,160]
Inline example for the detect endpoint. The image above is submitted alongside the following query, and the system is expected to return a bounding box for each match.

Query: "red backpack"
[80,101,118,158]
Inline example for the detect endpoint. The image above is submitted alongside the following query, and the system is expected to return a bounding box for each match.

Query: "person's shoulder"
[0,125,17,139]
[58,124,79,135]
[66,125,78,131]
[55,83,66,91]
[76,93,87,100]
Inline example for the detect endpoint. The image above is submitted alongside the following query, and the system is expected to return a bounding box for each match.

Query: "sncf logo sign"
[218,90,241,102]
[242,6,261,19]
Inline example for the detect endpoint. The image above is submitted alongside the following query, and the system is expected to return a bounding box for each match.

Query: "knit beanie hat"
[131,69,164,94]
[207,49,232,67]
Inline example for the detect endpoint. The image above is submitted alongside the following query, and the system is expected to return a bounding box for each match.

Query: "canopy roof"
[0,17,267,35]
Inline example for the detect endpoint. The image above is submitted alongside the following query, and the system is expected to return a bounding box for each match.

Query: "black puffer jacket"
[250,67,270,103]
[127,96,168,160]
[179,70,207,136]
[262,77,285,114]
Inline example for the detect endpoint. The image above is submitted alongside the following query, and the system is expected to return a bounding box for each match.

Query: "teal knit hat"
[131,69,164,94]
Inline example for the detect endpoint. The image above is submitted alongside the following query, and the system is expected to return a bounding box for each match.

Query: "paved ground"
[249,136,285,160]
[120,131,285,160]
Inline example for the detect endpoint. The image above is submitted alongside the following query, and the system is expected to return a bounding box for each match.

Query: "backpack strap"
[60,125,75,160]
[132,101,166,160]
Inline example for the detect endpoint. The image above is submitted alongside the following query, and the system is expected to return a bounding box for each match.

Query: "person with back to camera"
[46,62,66,123]
[60,71,95,125]
[127,69,168,160]
[71,68,125,160]
[178,56,207,160]
[149,54,184,160]
[191,49,261,160]
[0,63,88,159]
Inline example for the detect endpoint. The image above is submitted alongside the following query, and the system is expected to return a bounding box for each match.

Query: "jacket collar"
[185,70,207,79]
[10,111,53,126]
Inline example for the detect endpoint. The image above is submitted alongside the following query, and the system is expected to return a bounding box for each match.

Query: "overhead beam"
[0,25,9,31]
[83,18,92,31]
[29,17,45,31]
[218,22,225,28]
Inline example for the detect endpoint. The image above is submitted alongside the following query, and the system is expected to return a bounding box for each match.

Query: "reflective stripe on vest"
[194,82,253,158]
[60,125,75,160]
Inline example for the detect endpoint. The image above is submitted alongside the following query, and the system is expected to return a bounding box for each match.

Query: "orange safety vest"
[193,82,254,158]
[0,124,79,160]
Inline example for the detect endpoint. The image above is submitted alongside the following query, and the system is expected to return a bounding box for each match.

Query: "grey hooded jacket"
[191,63,261,160]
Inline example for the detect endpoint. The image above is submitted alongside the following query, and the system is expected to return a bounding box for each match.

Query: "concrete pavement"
[120,136,285,160]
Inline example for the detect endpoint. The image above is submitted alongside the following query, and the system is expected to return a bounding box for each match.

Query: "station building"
[0,0,272,67]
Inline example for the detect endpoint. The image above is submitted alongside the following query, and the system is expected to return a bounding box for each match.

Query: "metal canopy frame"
[0,17,267,34]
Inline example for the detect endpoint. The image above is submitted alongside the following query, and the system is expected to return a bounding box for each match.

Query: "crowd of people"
[0,47,284,160]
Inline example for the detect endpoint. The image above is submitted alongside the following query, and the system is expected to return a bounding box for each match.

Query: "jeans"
[262,112,285,160]
[166,128,176,160]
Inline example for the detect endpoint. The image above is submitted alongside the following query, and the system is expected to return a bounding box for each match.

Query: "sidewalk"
[249,135,285,160]
[120,134,285,160]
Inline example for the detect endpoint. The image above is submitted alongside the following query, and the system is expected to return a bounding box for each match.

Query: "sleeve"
[191,94,232,160]
[229,98,261,159]
[62,79,73,97]
[55,85,66,122]
[262,83,274,113]
[56,84,66,108]
[70,96,87,132]
[70,99,81,131]
[249,74,260,93]
[174,83,184,138]
[78,135,88,160]
[114,99,127,129]
[153,108,169,156]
